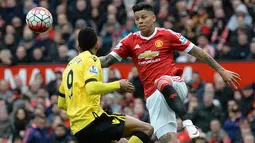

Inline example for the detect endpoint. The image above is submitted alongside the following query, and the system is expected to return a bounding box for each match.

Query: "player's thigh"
[146,90,177,138]
[122,115,153,137]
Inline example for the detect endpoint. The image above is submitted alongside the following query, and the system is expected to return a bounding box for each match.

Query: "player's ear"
[77,45,81,53]
[95,43,99,50]
[152,14,156,22]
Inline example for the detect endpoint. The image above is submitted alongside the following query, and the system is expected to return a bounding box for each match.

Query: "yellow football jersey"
[58,51,104,134]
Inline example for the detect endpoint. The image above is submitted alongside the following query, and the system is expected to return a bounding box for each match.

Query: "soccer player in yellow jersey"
[57,27,153,143]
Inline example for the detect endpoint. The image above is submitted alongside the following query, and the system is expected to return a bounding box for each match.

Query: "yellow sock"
[128,136,143,143]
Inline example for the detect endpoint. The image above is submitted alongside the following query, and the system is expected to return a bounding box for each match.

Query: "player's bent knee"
[154,77,173,91]
[138,122,154,137]
[143,123,154,137]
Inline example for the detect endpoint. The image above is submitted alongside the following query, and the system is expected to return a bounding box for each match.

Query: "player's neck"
[89,49,97,55]
[141,27,155,37]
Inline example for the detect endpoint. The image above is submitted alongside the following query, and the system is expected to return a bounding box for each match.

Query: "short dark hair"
[132,2,154,13]
[78,27,98,52]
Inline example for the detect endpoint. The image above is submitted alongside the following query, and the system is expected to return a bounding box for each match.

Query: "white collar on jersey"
[138,27,158,40]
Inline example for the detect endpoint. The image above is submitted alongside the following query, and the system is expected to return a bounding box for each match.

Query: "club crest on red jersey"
[155,40,163,48]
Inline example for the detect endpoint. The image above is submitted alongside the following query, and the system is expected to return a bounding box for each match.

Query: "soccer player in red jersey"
[100,2,241,143]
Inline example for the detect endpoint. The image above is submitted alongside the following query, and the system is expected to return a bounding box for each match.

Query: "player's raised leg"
[154,76,199,139]
[146,87,180,143]
[123,115,154,143]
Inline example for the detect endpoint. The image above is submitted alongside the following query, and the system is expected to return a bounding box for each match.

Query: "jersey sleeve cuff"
[57,91,65,98]
[184,43,194,53]
[110,51,122,61]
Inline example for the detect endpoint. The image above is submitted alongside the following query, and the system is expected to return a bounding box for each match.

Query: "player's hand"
[218,69,241,89]
[119,79,135,93]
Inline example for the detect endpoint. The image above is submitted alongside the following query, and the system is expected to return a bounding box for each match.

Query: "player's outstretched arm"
[188,46,241,89]
[85,79,134,95]
[188,46,224,72]
[99,54,119,68]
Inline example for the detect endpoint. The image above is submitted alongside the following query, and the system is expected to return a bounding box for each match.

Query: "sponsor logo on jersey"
[134,44,140,49]
[139,58,160,65]
[138,50,159,60]
[89,66,98,74]
[112,118,120,124]
[179,36,188,44]
[155,40,163,48]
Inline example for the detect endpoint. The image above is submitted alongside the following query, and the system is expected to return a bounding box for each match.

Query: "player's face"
[134,10,156,35]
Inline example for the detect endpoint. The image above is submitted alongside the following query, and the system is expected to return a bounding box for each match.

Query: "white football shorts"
[145,76,188,138]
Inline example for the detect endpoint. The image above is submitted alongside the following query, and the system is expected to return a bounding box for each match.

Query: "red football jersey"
[111,28,194,97]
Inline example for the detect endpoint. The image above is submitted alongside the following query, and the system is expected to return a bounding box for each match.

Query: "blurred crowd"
[0,0,255,143]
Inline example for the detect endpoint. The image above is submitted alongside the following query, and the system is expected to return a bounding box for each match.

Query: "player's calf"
[129,123,154,143]
[154,76,188,120]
